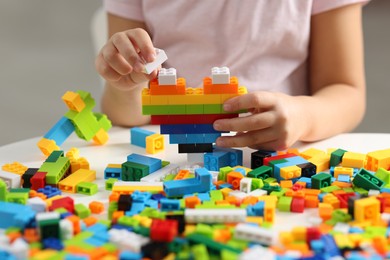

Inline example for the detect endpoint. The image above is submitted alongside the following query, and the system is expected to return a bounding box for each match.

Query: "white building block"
[209,171,220,183]
[234,223,275,246]
[36,212,60,223]
[211,66,230,84]
[60,219,74,240]
[9,238,29,260]
[109,229,150,253]
[144,48,168,74]
[158,68,177,85]
[239,245,276,260]
[368,189,380,196]
[249,189,268,197]
[185,209,246,224]
[228,190,248,201]
[140,163,179,182]
[27,197,47,213]
[240,177,252,194]
[0,171,21,189]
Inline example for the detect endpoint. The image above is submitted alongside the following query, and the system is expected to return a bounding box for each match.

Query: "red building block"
[291,197,305,213]
[150,219,178,242]
[150,114,238,125]
[49,196,75,213]
[30,172,47,190]
[263,153,297,166]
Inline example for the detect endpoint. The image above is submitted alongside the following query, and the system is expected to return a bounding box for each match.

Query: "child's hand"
[95,28,157,91]
[213,91,308,151]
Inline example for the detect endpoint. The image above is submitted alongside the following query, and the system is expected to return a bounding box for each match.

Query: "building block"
[140,163,179,182]
[49,197,74,213]
[6,192,29,205]
[150,114,238,125]
[234,223,274,246]
[76,182,98,195]
[42,116,75,147]
[330,149,348,167]
[354,197,380,223]
[30,171,47,190]
[211,67,230,84]
[163,168,212,197]
[121,161,149,182]
[178,143,213,153]
[157,68,176,85]
[0,170,21,190]
[311,173,332,189]
[341,152,366,169]
[146,134,164,154]
[185,209,246,224]
[213,147,243,167]
[126,153,162,174]
[144,48,168,74]
[160,123,223,135]
[374,168,390,184]
[130,127,155,148]
[149,78,186,95]
[112,181,164,193]
[39,152,70,185]
[160,199,181,212]
[352,168,384,190]
[2,162,28,175]
[38,186,62,198]
[247,166,273,180]
[58,169,96,193]
[204,151,230,171]
[0,202,36,229]
[104,164,122,179]
[89,201,104,214]
[203,76,238,94]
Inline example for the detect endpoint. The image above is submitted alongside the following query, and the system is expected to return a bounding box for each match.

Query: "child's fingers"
[95,52,122,81]
[222,92,276,112]
[101,42,133,75]
[213,112,276,132]
[110,32,143,72]
[125,28,156,63]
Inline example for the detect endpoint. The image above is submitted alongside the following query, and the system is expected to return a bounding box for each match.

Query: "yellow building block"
[37,138,60,156]
[93,128,109,145]
[333,167,354,178]
[58,169,96,193]
[279,232,294,246]
[141,88,151,105]
[112,182,163,193]
[2,162,28,175]
[220,187,233,198]
[365,148,390,172]
[146,133,164,154]
[354,197,380,223]
[300,148,326,160]
[333,234,354,249]
[291,227,306,241]
[62,91,85,112]
[245,216,263,226]
[341,151,366,169]
[66,148,90,173]
[308,154,330,173]
[323,194,340,209]
[280,165,301,180]
[263,202,275,224]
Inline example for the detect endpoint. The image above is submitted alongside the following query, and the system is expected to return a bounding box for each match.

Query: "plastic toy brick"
[150,114,237,125]
[203,76,238,94]
[211,66,230,84]
[341,151,366,168]
[140,163,179,182]
[311,172,332,189]
[74,203,91,219]
[104,164,122,179]
[2,162,28,175]
[204,151,230,171]
[160,123,223,135]
[66,148,90,173]
[48,196,74,214]
[149,77,186,95]
[126,153,162,174]
[130,127,154,148]
[185,208,246,223]
[234,223,274,246]
[58,169,96,193]
[374,168,390,184]
[296,162,317,178]
[6,192,28,205]
[263,153,296,166]
[38,185,62,198]
[39,154,70,185]
[163,167,212,197]
[144,48,168,74]
[280,165,302,180]
[76,182,98,195]
[239,177,252,194]
[157,67,176,85]
[178,143,213,153]
[42,116,75,149]
[365,148,390,172]
[226,171,244,190]
[0,201,36,229]
[352,168,384,190]
[160,198,181,212]
[0,170,21,190]
[213,147,243,167]
[30,171,47,190]
[112,181,164,193]
[329,148,348,167]
[247,165,273,180]
[121,161,149,181]
[145,133,164,154]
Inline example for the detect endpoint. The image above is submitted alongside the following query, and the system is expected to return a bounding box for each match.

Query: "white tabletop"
[1,126,390,235]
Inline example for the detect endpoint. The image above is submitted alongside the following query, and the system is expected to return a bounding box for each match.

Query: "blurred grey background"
[0,0,389,146]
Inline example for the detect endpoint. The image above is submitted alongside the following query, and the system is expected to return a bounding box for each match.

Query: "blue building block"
[38,185,62,198]
[169,134,188,144]
[130,127,155,148]
[104,166,122,179]
[44,116,75,146]
[337,174,350,183]
[160,198,181,211]
[285,156,308,165]
[120,251,142,260]
[213,147,243,167]
[163,168,212,197]
[43,237,64,250]
[197,192,210,202]
[252,201,265,216]
[145,199,158,209]
[272,156,308,181]
[85,236,106,247]
[132,191,152,202]
[186,133,205,144]
[203,133,221,143]
[0,202,36,229]
[321,234,341,257]
[219,183,233,189]
[204,151,230,171]
[86,223,108,233]
[126,153,162,174]
[125,201,145,216]
[0,250,16,260]
[160,124,225,134]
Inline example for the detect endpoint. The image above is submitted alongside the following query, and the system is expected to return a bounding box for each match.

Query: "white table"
[1,126,390,235]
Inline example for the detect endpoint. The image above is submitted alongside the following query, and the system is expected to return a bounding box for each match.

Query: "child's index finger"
[223,92,275,112]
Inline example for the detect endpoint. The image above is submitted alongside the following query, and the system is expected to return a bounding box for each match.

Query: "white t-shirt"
[103,0,368,95]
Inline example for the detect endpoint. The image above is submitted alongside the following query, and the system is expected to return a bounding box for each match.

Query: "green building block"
[311,172,332,189]
[139,207,165,219]
[39,155,70,185]
[320,186,340,193]
[270,188,288,197]
[219,166,233,181]
[45,150,64,163]
[330,148,347,167]
[277,196,292,212]
[210,190,223,201]
[121,161,149,181]
[76,182,98,195]
[38,218,60,239]
[251,178,264,190]
[261,183,281,194]
[74,203,91,219]
[203,104,221,114]
[162,160,170,168]
[247,165,273,180]
[352,168,384,190]
[118,216,140,228]
[192,244,210,260]
[105,178,118,191]
[186,233,242,254]
[264,177,277,184]
[6,192,28,205]
[352,187,368,196]
[374,168,390,184]
[0,179,6,201]
[195,223,214,238]
[221,249,239,260]
[108,201,118,220]
[164,173,176,181]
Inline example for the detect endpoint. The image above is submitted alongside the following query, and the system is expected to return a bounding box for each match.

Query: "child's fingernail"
[148,53,156,62]
[223,104,232,111]
[213,123,221,130]
[134,62,145,72]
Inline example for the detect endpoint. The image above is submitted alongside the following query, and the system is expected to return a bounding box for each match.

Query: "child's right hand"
[95,28,158,91]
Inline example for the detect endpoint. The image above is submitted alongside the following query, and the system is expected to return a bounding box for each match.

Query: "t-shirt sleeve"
[312,0,370,15]
[103,0,144,21]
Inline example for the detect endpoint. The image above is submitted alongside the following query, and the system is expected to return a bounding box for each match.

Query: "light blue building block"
[126,153,162,174]
[44,116,75,146]
[0,201,36,229]
[130,127,154,148]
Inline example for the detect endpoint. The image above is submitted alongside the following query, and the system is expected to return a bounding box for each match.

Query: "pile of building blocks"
[1,147,390,258]
[37,90,112,156]
[141,66,247,154]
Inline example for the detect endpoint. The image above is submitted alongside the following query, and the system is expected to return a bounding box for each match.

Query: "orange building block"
[304,195,319,208]
[319,203,333,221]
[66,215,81,235]
[89,201,104,214]
[242,196,258,205]
[185,196,201,208]
[149,78,186,95]
[174,170,190,180]
[203,76,239,94]
[83,216,98,227]
[280,180,293,189]
[226,171,244,189]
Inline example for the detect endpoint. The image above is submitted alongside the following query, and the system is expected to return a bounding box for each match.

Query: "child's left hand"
[213,91,308,151]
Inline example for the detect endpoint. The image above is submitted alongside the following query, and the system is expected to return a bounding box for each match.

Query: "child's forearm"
[297,83,365,142]
[101,83,150,127]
